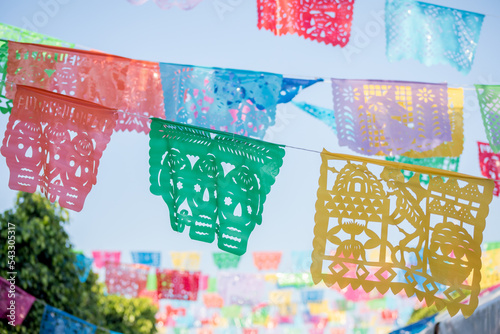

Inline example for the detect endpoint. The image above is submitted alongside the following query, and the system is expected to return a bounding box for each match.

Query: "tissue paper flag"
[105,263,150,297]
[311,150,494,317]
[0,277,36,325]
[170,251,201,271]
[92,251,121,269]
[385,156,460,186]
[0,85,117,211]
[131,251,161,267]
[39,305,96,334]
[477,141,500,196]
[403,88,464,158]
[157,269,200,301]
[386,0,484,74]
[278,78,323,104]
[149,119,285,255]
[253,252,282,270]
[257,0,355,47]
[159,63,282,139]
[332,79,451,156]
[476,85,500,152]
[0,23,75,114]
[6,41,164,133]
[212,252,241,269]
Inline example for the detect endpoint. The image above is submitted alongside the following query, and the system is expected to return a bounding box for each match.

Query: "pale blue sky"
[1,0,500,274]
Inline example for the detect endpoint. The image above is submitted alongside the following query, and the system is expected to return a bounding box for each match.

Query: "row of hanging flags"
[0,0,497,317]
[129,0,485,75]
[4,242,500,332]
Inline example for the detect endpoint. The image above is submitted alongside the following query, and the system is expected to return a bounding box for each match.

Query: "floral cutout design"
[0,86,117,212]
[149,119,285,255]
[105,263,150,298]
[157,269,200,301]
[311,150,494,317]
[257,0,355,47]
[476,85,500,153]
[386,0,484,75]
[6,41,165,133]
[0,277,36,326]
[332,79,451,156]
[253,251,282,270]
[403,88,464,158]
[477,141,500,196]
[0,24,75,115]
[39,305,97,334]
[159,63,282,139]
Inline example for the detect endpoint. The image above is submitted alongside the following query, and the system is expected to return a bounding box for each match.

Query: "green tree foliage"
[0,192,158,333]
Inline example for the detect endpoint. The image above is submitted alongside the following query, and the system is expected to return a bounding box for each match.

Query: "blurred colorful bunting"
[276,273,314,288]
[157,269,200,301]
[39,304,97,334]
[203,293,224,308]
[0,276,36,326]
[389,314,436,334]
[292,102,336,132]
[253,252,282,270]
[311,150,494,317]
[386,0,484,74]
[301,290,324,304]
[484,241,500,251]
[6,41,165,133]
[159,63,282,139]
[127,0,204,9]
[74,254,94,283]
[403,88,464,158]
[105,263,149,297]
[269,290,293,306]
[92,251,121,269]
[218,273,265,306]
[291,250,313,273]
[477,141,500,196]
[476,85,500,153]
[149,119,285,255]
[278,78,323,104]
[480,246,500,289]
[257,0,355,47]
[207,277,217,293]
[385,156,460,185]
[170,251,201,271]
[332,79,451,156]
[0,23,74,115]
[212,252,241,269]
[131,251,161,267]
[0,85,117,212]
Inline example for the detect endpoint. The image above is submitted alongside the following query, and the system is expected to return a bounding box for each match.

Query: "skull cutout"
[188,155,218,243]
[218,166,262,255]
[2,120,42,192]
